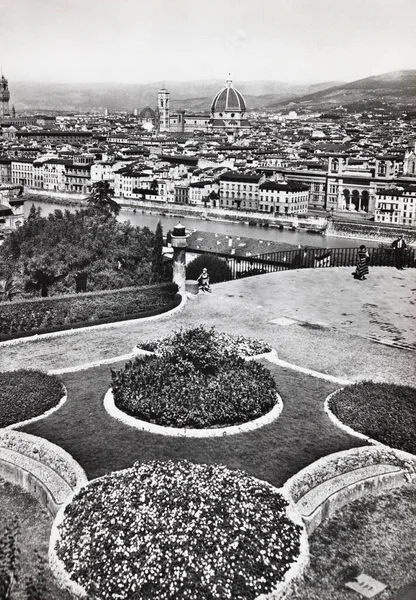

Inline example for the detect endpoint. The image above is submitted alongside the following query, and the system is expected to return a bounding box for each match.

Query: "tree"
[0,275,21,301]
[87,181,120,218]
[152,221,164,281]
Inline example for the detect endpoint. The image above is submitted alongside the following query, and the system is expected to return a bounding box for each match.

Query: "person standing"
[392,235,407,270]
[354,245,370,280]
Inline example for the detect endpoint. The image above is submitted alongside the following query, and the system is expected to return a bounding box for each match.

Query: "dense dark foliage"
[0,283,178,339]
[0,198,163,297]
[186,254,232,283]
[0,370,64,427]
[329,382,416,454]
[112,327,277,428]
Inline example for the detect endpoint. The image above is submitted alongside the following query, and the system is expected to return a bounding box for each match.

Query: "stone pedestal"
[171,223,187,291]
[185,280,199,295]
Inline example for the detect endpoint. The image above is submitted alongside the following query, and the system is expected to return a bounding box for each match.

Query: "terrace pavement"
[1,266,415,386]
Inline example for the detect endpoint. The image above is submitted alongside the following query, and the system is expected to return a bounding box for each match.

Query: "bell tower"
[0,74,11,118]
[157,88,170,132]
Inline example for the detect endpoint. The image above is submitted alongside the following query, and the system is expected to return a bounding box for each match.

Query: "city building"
[375,185,416,226]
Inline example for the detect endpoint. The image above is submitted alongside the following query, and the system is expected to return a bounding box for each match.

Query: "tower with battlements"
[0,75,11,118]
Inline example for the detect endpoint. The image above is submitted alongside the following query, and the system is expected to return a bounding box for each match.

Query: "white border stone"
[49,469,308,600]
[5,386,68,430]
[0,293,186,348]
[104,386,283,438]
[0,429,88,490]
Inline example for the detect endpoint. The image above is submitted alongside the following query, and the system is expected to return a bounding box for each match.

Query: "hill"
[267,70,416,113]
[10,79,342,113]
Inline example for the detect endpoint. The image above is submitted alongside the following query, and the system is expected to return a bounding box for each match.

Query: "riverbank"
[22,191,416,245]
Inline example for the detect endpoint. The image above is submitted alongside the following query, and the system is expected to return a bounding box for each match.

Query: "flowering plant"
[138,326,272,358]
[56,461,302,600]
[113,327,276,428]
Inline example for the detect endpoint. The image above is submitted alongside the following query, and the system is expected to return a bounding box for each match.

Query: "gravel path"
[1,267,415,386]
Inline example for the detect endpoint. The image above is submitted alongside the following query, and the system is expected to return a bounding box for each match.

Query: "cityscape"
[0,1,415,599]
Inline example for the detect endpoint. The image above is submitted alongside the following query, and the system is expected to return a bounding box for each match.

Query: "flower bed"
[327,382,416,455]
[0,370,65,428]
[113,327,277,429]
[137,326,272,357]
[53,461,303,600]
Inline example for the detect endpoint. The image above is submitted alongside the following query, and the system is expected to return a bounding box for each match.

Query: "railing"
[187,246,416,280]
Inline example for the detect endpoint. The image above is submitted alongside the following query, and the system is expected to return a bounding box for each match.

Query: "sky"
[0,0,415,85]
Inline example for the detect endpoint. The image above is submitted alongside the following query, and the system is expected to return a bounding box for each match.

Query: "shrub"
[0,370,64,427]
[328,382,416,454]
[113,327,276,428]
[0,283,179,340]
[186,254,232,283]
[56,461,302,600]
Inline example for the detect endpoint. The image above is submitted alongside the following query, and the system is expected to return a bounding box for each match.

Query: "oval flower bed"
[53,461,304,600]
[327,382,416,455]
[112,327,277,429]
[0,369,65,428]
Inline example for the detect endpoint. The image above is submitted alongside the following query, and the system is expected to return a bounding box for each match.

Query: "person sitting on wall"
[197,268,211,292]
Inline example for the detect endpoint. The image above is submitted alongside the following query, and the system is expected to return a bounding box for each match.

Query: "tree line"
[0,181,168,299]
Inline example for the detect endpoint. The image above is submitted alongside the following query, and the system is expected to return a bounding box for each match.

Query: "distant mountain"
[9,79,343,113]
[268,70,416,112]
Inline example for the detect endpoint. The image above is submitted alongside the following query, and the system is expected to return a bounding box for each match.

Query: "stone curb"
[104,387,283,438]
[5,386,68,430]
[283,441,416,535]
[49,470,308,600]
[265,355,353,386]
[0,293,187,348]
[0,430,88,516]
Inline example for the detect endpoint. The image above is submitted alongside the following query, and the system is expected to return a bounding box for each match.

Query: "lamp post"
[170,222,187,291]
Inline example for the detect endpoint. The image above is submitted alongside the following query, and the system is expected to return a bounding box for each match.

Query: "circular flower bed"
[113,327,277,429]
[327,382,416,454]
[54,461,303,600]
[0,369,65,428]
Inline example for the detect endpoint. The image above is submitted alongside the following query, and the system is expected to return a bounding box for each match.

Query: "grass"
[0,477,71,600]
[19,360,365,486]
[0,370,64,428]
[329,382,416,454]
[290,483,416,600]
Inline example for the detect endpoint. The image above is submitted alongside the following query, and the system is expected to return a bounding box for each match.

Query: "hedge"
[0,283,179,341]
[186,254,232,283]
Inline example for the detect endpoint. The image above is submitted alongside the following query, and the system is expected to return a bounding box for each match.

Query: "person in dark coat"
[354,245,369,280]
[391,235,407,270]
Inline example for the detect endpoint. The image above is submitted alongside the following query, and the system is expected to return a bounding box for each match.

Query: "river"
[24,199,378,249]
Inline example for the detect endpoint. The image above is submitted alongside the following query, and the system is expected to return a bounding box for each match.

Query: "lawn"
[290,483,416,600]
[0,478,71,600]
[18,360,365,486]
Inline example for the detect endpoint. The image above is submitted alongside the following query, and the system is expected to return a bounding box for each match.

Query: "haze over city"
[1,0,416,85]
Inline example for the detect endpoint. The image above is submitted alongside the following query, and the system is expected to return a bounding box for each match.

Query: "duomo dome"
[211,78,246,114]
[210,78,249,131]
